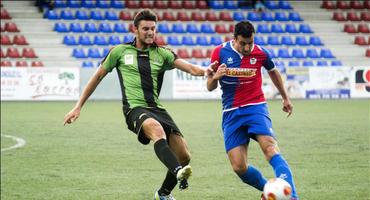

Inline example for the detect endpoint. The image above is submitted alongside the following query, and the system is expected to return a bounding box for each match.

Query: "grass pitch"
[1,99,369,200]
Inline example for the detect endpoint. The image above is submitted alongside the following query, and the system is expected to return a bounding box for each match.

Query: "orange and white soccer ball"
[263,178,292,200]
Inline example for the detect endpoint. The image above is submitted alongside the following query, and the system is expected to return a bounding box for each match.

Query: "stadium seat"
[336,1,350,9]
[60,10,75,20]
[123,35,134,43]
[63,35,77,45]
[54,0,67,8]
[91,10,104,20]
[99,23,113,33]
[306,48,320,58]
[196,36,209,46]
[6,47,21,58]
[257,24,270,33]
[79,35,92,45]
[364,0,370,9]
[210,36,222,45]
[72,48,87,58]
[288,61,300,67]
[205,12,218,21]
[82,61,94,68]
[331,60,343,66]
[234,12,246,21]
[31,61,44,67]
[309,36,323,46]
[267,36,280,45]
[96,0,110,8]
[114,23,127,33]
[154,36,166,46]
[1,9,11,19]
[278,48,291,58]
[88,48,102,58]
[177,49,190,58]
[332,12,346,21]
[119,11,132,21]
[172,24,186,33]
[54,22,68,32]
[186,23,200,33]
[102,48,110,57]
[320,48,335,58]
[200,24,214,33]
[209,1,224,9]
[299,24,313,33]
[158,24,171,33]
[347,12,360,21]
[271,24,284,33]
[295,36,309,46]
[254,36,266,45]
[321,0,336,9]
[22,48,37,58]
[317,60,328,66]
[289,12,303,21]
[177,11,190,21]
[16,61,28,67]
[261,12,274,21]
[358,24,370,33]
[81,0,95,8]
[125,1,139,8]
[265,49,276,59]
[302,60,314,67]
[192,49,205,58]
[84,23,98,33]
[107,35,120,45]
[105,10,119,20]
[195,0,208,9]
[279,1,293,9]
[215,24,228,33]
[69,22,83,33]
[111,0,124,8]
[167,1,181,9]
[5,22,20,32]
[167,36,181,46]
[361,11,370,21]
[67,0,80,8]
[292,48,305,58]
[191,12,205,21]
[182,36,195,46]
[75,10,89,20]
[44,10,59,20]
[247,12,261,21]
[344,24,357,33]
[354,36,367,45]
[182,1,195,9]
[94,35,108,45]
[162,11,176,21]
[1,60,12,67]
[285,24,299,33]
[153,0,167,8]
[265,1,279,9]
[206,49,213,57]
[224,0,238,9]
[275,12,289,21]
[229,24,235,33]
[281,36,294,46]
[220,12,233,21]
[1,35,12,45]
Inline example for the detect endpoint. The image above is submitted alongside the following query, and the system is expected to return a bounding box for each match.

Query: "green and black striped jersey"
[102,41,176,113]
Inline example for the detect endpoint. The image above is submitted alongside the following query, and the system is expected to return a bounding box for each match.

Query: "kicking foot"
[176,165,192,190]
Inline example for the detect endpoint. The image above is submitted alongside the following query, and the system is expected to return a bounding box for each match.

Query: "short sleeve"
[101,46,121,72]
[161,47,177,70]
[261,47,276,71]
[210,45,222,70]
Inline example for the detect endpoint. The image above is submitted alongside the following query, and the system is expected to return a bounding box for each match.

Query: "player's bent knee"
[142,118,166,141]
[232,163,247,175]
[264,144,279,161]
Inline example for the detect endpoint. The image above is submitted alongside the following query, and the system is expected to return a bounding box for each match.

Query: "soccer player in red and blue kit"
[207,21,299,200]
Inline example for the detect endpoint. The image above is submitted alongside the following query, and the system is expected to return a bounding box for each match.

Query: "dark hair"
[133,9,157,27]
[233,21,255,38]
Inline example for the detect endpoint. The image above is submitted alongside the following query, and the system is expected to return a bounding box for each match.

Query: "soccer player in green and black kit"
[64,9,215,200]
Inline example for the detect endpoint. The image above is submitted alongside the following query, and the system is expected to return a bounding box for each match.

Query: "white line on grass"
[1,134,26,152]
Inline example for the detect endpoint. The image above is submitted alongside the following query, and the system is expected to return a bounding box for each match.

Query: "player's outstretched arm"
[207,63,227,91]
[268,69,293,117]
[64,66,108,125]
[173,58,215,76]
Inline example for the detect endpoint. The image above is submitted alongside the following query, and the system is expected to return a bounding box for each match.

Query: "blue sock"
[269,154,298,199]
[238,165,267,191]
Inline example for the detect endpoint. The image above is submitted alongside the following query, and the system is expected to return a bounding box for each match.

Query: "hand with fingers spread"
[63,107,81,125]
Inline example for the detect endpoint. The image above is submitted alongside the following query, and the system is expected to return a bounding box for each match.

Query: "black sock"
[158,170,177,196]
[154,139,182,176]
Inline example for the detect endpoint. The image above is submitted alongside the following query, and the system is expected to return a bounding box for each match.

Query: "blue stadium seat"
[292,48,305,58]
[257,24,270,33]
[111,0,125,8]
[63,35,78,45]
[210,36,223,45]
[302,60,314,67]
[209,1,224,9]
[78,35,92,45]
[233,12,245,21]
[196,36,209,46]
[172,24,186,33]
[167,36,181,46]
[84,23,98,33]
[285,24,299,33]
[261,12,274,21]
[271,24,284,33]
[54,0,66,8]
[102,48,110,57]
[81,0,95,8]
[182,36,195,46]
[279,1,293,9]
[186,24,200,33]
[317,60,328,66]
[254,36,266,45]
[158,24,171,33]
[267,36,280,45]
[72,48,87,58]
[288,61,300,67]
[82,61,94,68]
[306,48,320,58]
[320,48,335,58]
[299,24,313,33]
[99,23,113,33]
[88,48,102,58]
[264,1,279,9]
[54,22,68,32]
[108,35,121,45]
[275,12,289,21]
[309,36,323,46]
[75,10,89,20]
[69,22,84,33]
[97,0,110,8]
[60,10,75,20]
[44,10,59,20]
[90,10,104,20]
[281,36,294,46]
[123,35,134,43]
[278,48,291,58]
[247,12,261,21]
[289,12,303,21]
[331,60,342,66]
[105,10,119,20]
[224,1,238,9]
[265,48,276,58]
[94,35,108,45]
[200,24,214,33]
[67,0,81,8]
[114,23,128,33]
[295,36,309,46]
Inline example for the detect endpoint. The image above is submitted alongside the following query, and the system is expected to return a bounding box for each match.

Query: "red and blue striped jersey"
[211,41,276,112]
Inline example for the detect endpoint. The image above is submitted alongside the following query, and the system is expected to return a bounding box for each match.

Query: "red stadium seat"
[139,1,152,8]
[1,60,12,67]
[206,49,213,57]
[31,61,44,67]
[5,22,20,32]
[1,34,12,45]
[350,1,364,9]
[162,11,176,21]
[229,24,235,33]
[192,49,205,58]
[366,48,370,57]
[177,49,190,58]
[361,12,370,21]
[191,12,205,21]
[343,24,358,33]
[321,1,336,9]
[125,1,139,8]
[15,61,28,67]
[332,12,346,21]
[215,24,228,33]
[119,11,132,20]
[182,1,195,9]
[22,48,37,58]
[220,12,233,21]
[1,9,11,19]
[168,1,181,9]
[205,12,218,21]
[354,36,367,45]
[153,1,167,8]
[346,12,360,21]
[154,36,166,46]
[195,0,208,9]
[336,1,350,9]
[13,35,28,45]
[6,47,21,58]
[177,11,190,21]
[358,24,370,33]
[365,0,370,9]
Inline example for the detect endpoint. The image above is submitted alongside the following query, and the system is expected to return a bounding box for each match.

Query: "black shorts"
[124,107,182,145]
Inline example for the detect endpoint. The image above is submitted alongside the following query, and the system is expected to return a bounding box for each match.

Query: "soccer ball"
[263,178,292,200]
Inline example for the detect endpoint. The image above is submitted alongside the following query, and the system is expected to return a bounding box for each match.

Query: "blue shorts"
[222,103,275,152]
